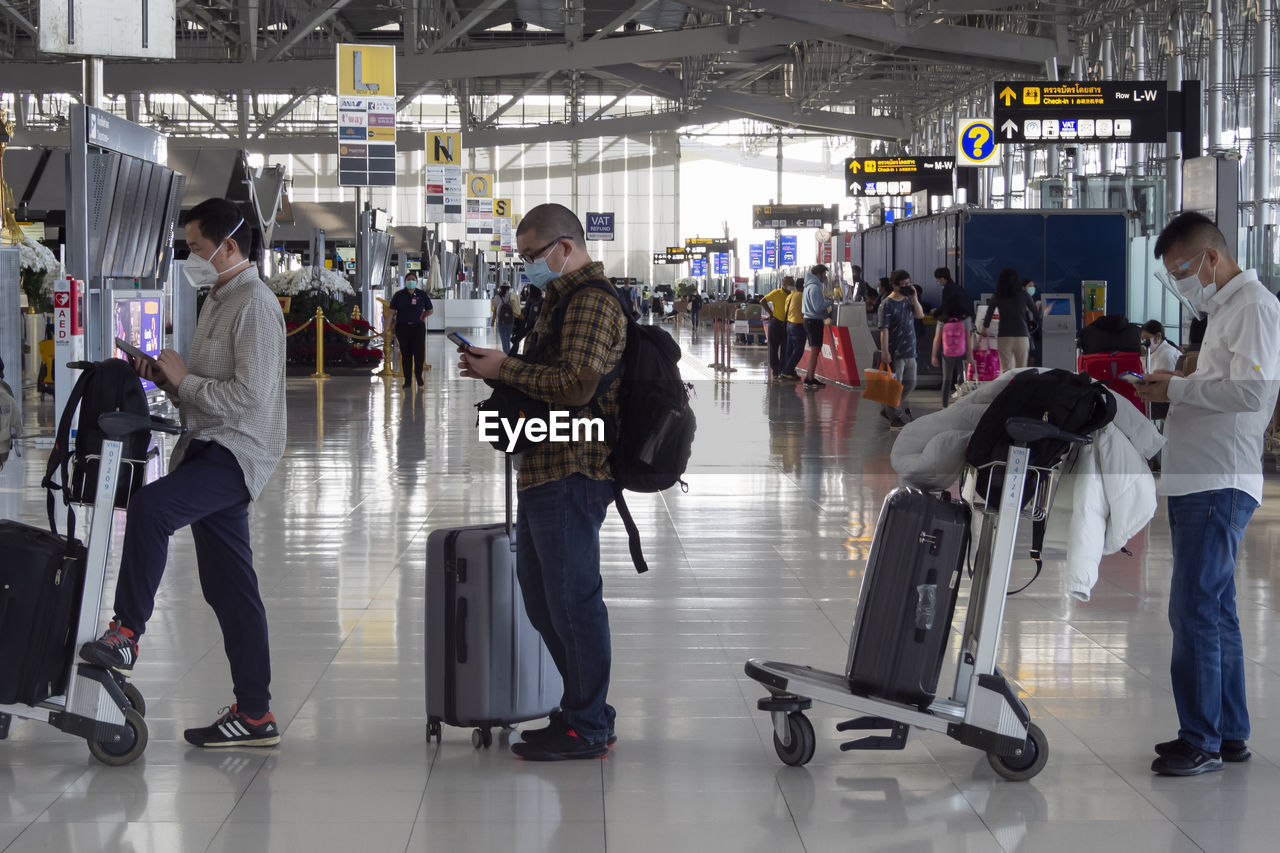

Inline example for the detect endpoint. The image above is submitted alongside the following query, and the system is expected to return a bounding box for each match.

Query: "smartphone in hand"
[447,332,475,354]
[1119,371,1144,384]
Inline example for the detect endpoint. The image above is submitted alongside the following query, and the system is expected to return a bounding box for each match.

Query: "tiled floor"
[2,318,1280,852]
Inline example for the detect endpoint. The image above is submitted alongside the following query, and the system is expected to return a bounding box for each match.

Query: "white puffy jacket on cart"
[889,369,1165,601]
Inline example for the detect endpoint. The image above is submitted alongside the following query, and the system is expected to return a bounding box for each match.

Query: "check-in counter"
[427,298,491,332]
[800,304,880,388]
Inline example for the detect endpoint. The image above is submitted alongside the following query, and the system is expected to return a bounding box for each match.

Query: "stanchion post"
[311,306,330,379]
[374,298,400,379]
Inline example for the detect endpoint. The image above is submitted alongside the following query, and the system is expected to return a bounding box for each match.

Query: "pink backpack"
[942,320,967,358]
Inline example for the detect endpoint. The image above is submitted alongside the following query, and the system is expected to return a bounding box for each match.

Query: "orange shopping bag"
[862,366,903,408]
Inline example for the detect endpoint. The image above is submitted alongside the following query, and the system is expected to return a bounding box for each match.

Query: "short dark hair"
[995,267,1021,298]
[782,275,796,289]
[810,264,828,278]
[1141,320,1165,337]
[890,269,911,287]
[851,265,862,275]
[1154,211,1228,260]
[516,203,586,248]
[184,198,259,262]
[933,267,952,281]
[1021,278,1035,288]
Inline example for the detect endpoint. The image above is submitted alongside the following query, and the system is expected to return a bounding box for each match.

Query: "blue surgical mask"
[1026,286,1036,296]
[523,246,566,290]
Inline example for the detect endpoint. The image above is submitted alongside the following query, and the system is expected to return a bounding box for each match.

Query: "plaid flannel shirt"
[496,261,626,491]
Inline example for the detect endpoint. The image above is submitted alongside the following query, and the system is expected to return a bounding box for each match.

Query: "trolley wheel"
[0,712,11,740]
[471,728,493,749]
[88,708,148,767]
[987,722,1049,781]
[121,683,146,717]
[773,712,816,767]
[426,720,442,743]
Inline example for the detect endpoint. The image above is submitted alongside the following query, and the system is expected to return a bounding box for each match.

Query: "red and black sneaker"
[511,725,608,761]
[184,705,281,748]
[78,621,139,676]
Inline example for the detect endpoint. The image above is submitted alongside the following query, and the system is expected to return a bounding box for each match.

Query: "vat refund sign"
[585,212,615,241]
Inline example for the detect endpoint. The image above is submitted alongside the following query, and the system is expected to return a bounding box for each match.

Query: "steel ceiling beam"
[261,0,356,63]
[478,71,554,129]
[587,0,661,42]
[0,0,37,39]
[397,0,511,109]
[181,94,236,137]
[752,0,1065,67]
[255,90,312,138]
[0,17,829,95]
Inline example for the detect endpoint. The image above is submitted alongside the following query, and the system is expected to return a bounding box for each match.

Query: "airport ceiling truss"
[0,0,1230,150]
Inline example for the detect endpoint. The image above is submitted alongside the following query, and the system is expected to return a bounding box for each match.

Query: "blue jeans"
[782,323,806,376]
[883,357,917,420]
[496,323,513,354]
[515,475,616,742]
[1167,489,1258,752]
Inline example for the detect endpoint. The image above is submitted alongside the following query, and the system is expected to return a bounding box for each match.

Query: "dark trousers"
[514,475,616,742]
[767,318,787,374]
[396,323,426,383]
[113,441,271,715]
[782,322,806,376]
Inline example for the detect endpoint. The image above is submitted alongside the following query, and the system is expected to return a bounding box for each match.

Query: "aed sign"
[585,212,615,241]
[956,118,1001,167]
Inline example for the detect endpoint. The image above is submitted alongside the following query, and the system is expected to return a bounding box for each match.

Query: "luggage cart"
[745,417,1091,781]
[0,408,183,765]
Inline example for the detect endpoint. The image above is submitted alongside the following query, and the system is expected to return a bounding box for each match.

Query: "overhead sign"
[844,157,955,197]
[425,131,463,224]
[956,118,1002,167]
[713,253,729,275]
[752,204,836,230]
[337,44,396,187]
[749,244,764,270]
[586,212,615,241]
[653,248,686,265]
[464,173,494,241]
[780,235,797,266]
[764,240,776,267]
[39,0,176,59]
[494,199,513,253]
[993,80,1169,143]
[691,257,708,277]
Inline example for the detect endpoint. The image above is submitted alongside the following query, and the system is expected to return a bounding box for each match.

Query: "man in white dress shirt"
[1138,212,1280,776]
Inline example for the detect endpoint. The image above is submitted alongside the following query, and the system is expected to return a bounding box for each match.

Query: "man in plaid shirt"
[459,203,626,760]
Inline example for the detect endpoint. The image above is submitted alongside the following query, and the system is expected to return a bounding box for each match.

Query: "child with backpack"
[932,280,973,408]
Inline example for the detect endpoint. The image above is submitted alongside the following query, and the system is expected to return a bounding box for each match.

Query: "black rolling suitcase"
[425,456,561,745]
[845,488,970,710]
[0,520,86,706]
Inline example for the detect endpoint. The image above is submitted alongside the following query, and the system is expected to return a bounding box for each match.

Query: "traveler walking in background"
[689,291,703,327]
[761,277,791,377]
[931,276,972,407]
[491,284,520,354]
[980,268,1036,372]
[800,265,834,389]
[878,269,923,428]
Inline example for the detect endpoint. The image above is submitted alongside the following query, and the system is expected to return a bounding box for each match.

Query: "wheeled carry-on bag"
[845,488,970,710]
[0,521,86,706]
[425,455,561,747]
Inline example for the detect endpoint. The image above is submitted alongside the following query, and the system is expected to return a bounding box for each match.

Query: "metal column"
[1167,12,1184,218]
[1044,59,1060,179]
[1133,16,1147,176]
[776,133,784,203]
[1101,28,1115,175]
[1208,0,1225,152]
[1254,0,1274,267]
[81,59,104,109]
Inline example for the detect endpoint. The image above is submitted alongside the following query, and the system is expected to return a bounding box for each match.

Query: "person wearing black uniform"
[388,273,433,388]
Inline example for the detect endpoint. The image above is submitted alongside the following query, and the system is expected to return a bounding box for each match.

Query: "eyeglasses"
[1163,249,1207,279]
[518,235,568,265]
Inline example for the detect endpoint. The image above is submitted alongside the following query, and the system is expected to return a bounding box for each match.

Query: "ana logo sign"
[585,212,615,241]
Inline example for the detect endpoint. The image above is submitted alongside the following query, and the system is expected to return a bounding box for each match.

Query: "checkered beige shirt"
[170,267,287,500]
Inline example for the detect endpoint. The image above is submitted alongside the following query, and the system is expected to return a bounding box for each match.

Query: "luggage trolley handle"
[1003,417,1093,449]
[504,453,515,551]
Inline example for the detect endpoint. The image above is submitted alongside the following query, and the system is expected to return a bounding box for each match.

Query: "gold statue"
[1,106,24,246]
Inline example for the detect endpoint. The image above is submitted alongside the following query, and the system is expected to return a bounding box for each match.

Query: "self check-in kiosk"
[1040,293,1077,371]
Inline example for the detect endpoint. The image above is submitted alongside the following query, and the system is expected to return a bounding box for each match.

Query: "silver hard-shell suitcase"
[425,456,561,747]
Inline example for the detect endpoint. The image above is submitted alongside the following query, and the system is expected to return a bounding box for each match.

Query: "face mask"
[1026,286,1036,296]
[1141,338,1152,348]
[1160,250,1215,319]
[404,278,417,289]
[184,218,247,288]
[523,243,566,290]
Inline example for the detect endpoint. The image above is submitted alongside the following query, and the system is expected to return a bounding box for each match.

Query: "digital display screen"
[1046,297,1072,316]
[112,295,163,392]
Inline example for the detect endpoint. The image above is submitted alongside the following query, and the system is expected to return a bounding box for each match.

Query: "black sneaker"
[1150,738,1223,776]
[184,705,281,748]
[803,378,826,389]
[520,712,617,747]
[1157,737,1250,763]
[79,621,139,677]
[511,726,608,761]
[889,418,908,430]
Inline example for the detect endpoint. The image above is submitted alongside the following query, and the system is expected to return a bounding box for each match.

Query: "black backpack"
[1077,314,1142,354]
[964,369,1117,590]
[965,369,1117,501]
[42,359,152,534]
[496,279,696,572]
[496,294,515,326]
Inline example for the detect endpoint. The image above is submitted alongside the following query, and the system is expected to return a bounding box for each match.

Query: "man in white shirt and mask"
[1138,212,1280,776]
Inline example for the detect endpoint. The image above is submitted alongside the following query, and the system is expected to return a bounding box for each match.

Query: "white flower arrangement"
[18,235,60,309]
[266,266,355,297]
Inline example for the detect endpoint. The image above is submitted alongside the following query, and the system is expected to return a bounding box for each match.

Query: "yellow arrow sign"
[848,160,861,173]
[999,86,1017,106]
